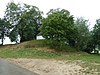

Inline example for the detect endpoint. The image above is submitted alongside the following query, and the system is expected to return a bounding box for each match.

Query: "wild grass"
[0,47,100,63]
[0,40,100,74]
[0,48,60,58]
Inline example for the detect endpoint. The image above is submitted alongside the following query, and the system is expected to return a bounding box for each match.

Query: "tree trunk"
[1,37,4,45]
[20,35,25,43]
[34,34,37,40]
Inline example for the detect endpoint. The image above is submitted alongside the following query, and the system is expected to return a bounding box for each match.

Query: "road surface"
[0,59,39,75]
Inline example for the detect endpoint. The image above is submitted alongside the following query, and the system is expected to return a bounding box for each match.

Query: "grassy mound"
[0,40,99,63]
[0,40,77,52]
[0,40,81,58]
[0,40,100,75]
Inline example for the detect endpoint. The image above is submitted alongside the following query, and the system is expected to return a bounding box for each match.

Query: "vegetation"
[5,2,42,43]
[0,40,99,63]
[0,41,99,75]
[0,1,99,54]
[74,17,90,51]
[40,9,77,50]
[0,1,100,75]
[40,9,75,40]
[92,19,100,49]
[0,18,10,45]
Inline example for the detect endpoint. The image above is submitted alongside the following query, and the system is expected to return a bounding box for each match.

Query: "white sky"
[0,0,100,44]
[0,0,100,27]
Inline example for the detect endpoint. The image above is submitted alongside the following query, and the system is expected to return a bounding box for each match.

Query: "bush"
[43,39,77,52]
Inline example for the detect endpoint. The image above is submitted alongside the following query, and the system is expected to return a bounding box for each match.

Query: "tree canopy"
[0,18,10,45]
[5,2,42,42]
[74,17,90,50]
[0,1,100,53]
[40,9,75,41]
[92,19,100,49]
[40,8,78,50]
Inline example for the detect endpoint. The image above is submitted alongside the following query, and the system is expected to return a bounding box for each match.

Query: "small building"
[36,35,45,40]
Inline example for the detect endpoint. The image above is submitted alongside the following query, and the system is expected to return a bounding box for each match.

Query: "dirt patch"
[8,58,86,75]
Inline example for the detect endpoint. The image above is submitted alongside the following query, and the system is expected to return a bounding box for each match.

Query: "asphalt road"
[0,59,39,75]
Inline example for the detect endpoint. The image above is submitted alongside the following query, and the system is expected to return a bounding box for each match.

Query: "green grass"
[62,54,100,63]
[0,41,100,74]
[0,48,100,63]
[0,48,61,58]
[0,48,100,74]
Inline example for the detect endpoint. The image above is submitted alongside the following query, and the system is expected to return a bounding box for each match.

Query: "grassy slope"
[0,40,99,63]
[0,40,100,74]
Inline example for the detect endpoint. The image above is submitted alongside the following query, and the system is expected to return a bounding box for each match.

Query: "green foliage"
[74,17,90,50]
[41,9,74,39]
[93,19,100,46]
[88,19,100,53]
[5,2,42,42]
[18,4,42,42]
[9,29,18,42]
[5,2,21,25]
[40,8,76,50]
[2,2,100,54]
[0,18,10,45]
[43,39,77,52]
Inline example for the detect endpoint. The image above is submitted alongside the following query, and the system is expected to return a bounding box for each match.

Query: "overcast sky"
[0,0,100,28]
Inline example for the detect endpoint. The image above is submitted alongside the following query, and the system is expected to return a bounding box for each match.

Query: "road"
[0,59,39,75]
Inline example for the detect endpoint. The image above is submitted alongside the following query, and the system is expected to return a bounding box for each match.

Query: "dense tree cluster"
[5,2,42,43]
[0,2,100,53]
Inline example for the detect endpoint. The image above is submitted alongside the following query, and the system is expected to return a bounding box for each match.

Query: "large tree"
[5,2,42,43]
[40,8,76,47]
[0,18,10,45]
[92,19,100,50]
[74,17,90,50]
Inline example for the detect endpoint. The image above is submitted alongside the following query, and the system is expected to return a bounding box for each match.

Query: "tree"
[5,2,21,26]
[74,17,90,50]
[40,8,76,49]
[0,18,10,45]
[92,19,100,51]
[18,4,42,42]
[5,2,42,43]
